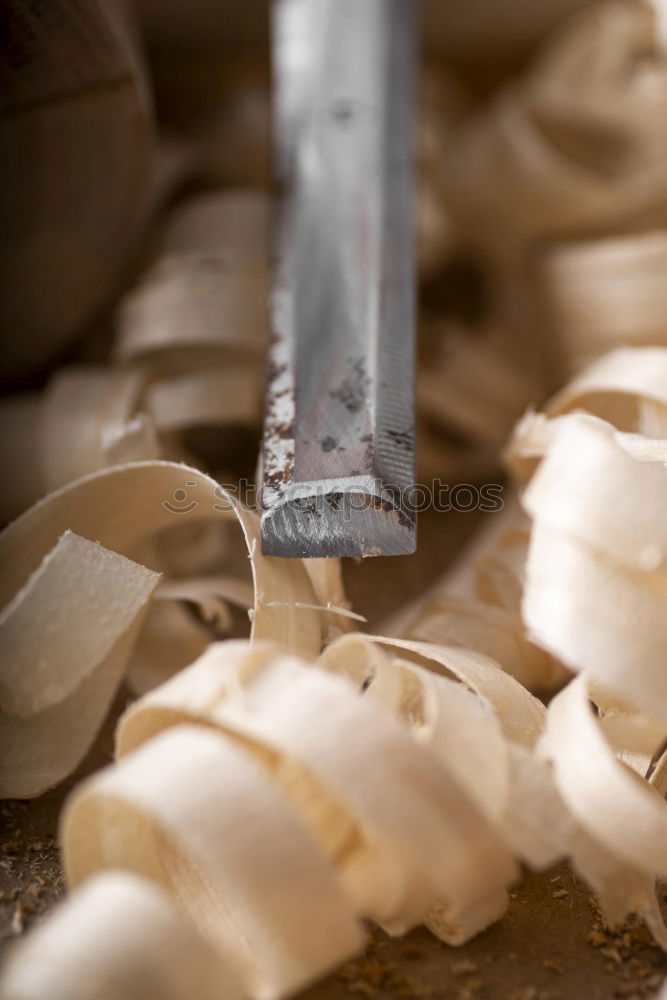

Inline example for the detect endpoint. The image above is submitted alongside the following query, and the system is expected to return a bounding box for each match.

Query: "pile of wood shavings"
[4,1,667,999]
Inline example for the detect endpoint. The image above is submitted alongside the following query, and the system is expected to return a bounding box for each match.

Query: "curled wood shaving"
[63,723,363,1000]
[144,367,261,433]
[384,503,567,694]
[6,36,667,983]
[506,346,667,482]
[7,344,667,989]
[424,0,593,64]
[545,345,667,426]
[116,255,266,362]
[442,0,667,249]
[520,413,667,716]
[115,190,268,364]
[319,637,575,878]
[320,632,667,941]
[320,636,514,817]
[379,345,667,951]
[262,602,366,623]
[0,460,322,655]
[302,558,358,638]
[0,367,158,524]
[329,634,546,750]
[0,531,159,798]
[116,641,516,945]
[538,232,667,372]
[319,635,590,900]
[0,461,324,796]
[0,871,243,1000]
[539,674,667,943]
[415,321,546,481]
[497,347,667,939]
[418,322,540,454]
[1,193,269,528]
[155,576,255,629]
[391,594,561,693]
[40,368,156,490]
[544,676,667,877]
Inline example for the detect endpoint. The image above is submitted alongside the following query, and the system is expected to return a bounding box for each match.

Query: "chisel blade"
[260,0,418,558]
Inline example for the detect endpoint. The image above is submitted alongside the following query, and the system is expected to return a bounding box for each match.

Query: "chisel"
[260,0,418,558]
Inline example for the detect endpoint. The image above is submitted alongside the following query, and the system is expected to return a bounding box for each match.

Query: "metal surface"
[260,0,418,558]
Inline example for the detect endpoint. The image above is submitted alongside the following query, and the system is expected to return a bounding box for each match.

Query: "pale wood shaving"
[63,724,363,1000]
[6,5,667,995]
[441,1,667,249]
[116,641,516,945]
[0,461,324,799]
[0,532,159,798]
[0,871,242,1000]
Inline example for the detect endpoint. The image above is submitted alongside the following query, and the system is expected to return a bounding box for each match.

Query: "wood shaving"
[5,4,667,998]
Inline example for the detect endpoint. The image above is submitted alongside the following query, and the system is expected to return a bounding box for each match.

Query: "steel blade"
[261,0,418,558]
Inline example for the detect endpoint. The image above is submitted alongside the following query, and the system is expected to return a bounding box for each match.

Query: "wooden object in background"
[0,0,153,379]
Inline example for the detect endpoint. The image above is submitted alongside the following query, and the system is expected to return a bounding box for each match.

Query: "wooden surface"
[1,507,666,998]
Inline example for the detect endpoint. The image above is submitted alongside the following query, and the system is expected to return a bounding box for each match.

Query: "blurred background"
[2,0,667,620]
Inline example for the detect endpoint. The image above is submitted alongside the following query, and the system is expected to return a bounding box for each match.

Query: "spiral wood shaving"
[5,2,667,996]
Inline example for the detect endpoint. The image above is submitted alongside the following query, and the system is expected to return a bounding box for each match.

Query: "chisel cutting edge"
[260,0,418,558]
